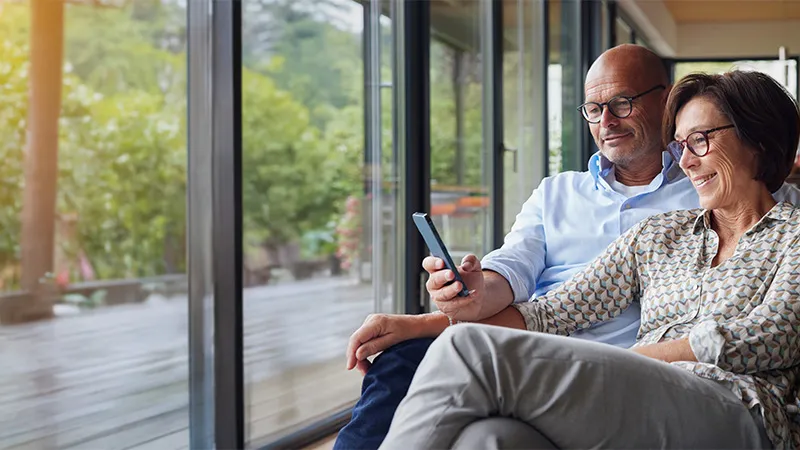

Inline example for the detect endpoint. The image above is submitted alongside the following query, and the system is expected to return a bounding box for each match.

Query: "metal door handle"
[502,143,518,173]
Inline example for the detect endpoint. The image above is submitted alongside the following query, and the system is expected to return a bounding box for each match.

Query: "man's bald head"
[586,44,669,90]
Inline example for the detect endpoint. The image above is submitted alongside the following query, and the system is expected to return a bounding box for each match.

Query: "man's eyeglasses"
[577,85,666,124]
[667,125,735,162]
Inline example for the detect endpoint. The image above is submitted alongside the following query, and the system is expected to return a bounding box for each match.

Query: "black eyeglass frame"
[667,124,736,162]
[577,85,666,124]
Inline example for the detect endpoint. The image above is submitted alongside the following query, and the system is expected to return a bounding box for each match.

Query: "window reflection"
[675,59,798,100]
[548,0,583,174]
[502,0,547,234]
[241,0,395,446]
[429,0,491,261]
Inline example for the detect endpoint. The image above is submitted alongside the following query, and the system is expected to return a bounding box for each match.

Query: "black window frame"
[184,0,617,447]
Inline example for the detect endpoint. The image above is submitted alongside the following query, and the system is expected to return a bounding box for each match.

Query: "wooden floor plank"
[0,278,375,450]
[126,429,189,450]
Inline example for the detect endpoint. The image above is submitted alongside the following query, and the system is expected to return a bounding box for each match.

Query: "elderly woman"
[377,71,800,449]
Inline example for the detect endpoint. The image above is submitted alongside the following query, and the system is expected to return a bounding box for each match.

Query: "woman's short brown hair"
[662,71,800,193]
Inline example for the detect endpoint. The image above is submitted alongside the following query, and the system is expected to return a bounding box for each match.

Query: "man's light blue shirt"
[481,151,800,348]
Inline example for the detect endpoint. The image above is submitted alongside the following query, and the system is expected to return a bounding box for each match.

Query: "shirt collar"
[589,151,682,191]
[692,201,795,235]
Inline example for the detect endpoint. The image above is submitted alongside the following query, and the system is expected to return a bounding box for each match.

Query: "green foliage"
[242,65,363,250]
[64,2,187,95]
[242,69,318,247]
[240,0,367,255]
[0,39,27,271]
[1,1,374,287]
[429,41,484,188]
[244,0,364,132]
[0,0,487,287]
[1,2,190,282]
[60,90,187,278]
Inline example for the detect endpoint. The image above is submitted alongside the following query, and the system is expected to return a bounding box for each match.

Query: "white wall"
[677,20,800,58]
[621,1,800,59]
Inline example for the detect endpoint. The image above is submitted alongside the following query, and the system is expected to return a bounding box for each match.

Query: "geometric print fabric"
[513,201,800,448]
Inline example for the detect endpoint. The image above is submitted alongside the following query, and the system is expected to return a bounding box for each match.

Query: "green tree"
[429,40,484,189]
[61,2,185,99]
[58,89,187,278]
[0,35,29,278]
[241,64,362,255]
[0,2,188,284]
[0,0,371,289]
[244,0,363,129]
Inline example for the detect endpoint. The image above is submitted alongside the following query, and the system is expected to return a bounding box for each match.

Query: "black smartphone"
[412,212,470,297]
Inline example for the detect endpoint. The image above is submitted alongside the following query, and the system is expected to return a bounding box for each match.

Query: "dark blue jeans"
[334,338,435,450]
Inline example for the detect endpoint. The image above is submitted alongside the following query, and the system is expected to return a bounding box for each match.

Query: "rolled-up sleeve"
[481,184,547,303]
[689,235,800,374]
[511,219,645,335]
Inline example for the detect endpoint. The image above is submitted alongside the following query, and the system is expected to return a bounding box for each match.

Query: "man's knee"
[370,337,434,372]
[360,337,435,398]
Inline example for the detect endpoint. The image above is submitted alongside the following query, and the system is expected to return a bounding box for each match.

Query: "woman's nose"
[678,144,698,170]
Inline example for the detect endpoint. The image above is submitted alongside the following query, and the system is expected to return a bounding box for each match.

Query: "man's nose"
[599,107,619,129]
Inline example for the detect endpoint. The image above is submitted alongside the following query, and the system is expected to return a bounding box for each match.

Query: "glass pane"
[241,0,396,445]
[675,59,798,100]
[548,0,582,174]
[429,0,491,261]
[600,0,610,50]
[0,1,189,448]
[502,0,547,233]
[615,16,632,46]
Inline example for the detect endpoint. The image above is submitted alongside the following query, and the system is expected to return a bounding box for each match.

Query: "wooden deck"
[0,278,377,450]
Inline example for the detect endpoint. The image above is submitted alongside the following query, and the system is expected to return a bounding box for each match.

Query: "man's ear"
[661,84,673,104]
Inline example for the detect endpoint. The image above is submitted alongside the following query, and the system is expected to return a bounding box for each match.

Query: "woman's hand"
[345,313,446,375]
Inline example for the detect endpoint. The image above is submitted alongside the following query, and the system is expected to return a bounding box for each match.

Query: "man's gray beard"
[599,150,637,169]
[601,144,660,171]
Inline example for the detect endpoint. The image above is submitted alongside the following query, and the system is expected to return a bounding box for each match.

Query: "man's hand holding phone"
[344,213,511,376]
[423,254,486,321]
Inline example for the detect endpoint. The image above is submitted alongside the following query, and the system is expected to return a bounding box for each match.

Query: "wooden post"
[18,0,64,320]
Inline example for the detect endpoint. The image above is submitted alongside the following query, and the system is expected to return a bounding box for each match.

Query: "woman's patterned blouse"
[513,202,800,448]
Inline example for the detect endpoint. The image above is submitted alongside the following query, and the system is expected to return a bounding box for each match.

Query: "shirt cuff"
[480,258,531,303]
[689,320,726,365]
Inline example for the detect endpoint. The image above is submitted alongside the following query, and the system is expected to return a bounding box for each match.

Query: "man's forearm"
[479,270,516,319]
[416,311,451,337]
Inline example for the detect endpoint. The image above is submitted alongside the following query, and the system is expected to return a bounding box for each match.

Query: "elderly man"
[334,44,800,449]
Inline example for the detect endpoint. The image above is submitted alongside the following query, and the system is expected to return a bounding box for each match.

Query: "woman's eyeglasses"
[667,124,735,162]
